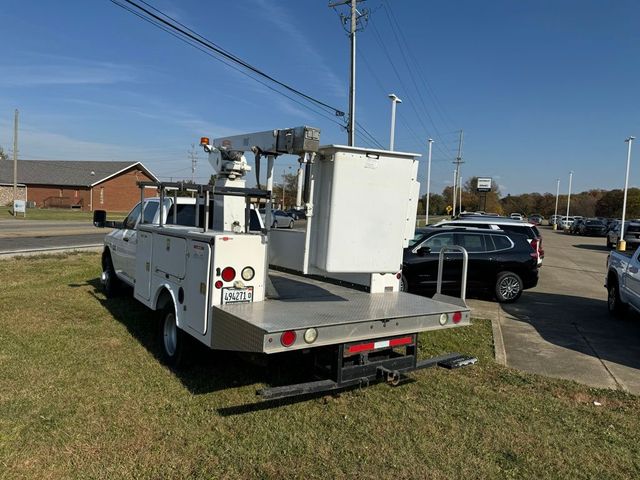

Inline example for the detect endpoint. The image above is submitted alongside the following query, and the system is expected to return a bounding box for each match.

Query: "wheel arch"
[153,285,180,326]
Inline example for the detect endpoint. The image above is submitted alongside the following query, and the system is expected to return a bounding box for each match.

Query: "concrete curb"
[0,245,102,259]
[491,312,507,366]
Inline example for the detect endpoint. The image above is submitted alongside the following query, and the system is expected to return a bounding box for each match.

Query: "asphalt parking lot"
[469,228,640,394]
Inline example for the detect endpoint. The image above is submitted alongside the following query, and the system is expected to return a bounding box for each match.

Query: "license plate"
[222,287,253,305]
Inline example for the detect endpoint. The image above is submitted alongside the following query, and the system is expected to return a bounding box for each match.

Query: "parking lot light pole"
[565,171,573,231]
[388,94,402,150]
[553,178,560,230]
[618,136,635,252]
[425,138,433,226]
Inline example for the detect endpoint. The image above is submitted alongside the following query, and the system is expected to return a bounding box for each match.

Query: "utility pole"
[458,174,463,214]
[565,171,573,231]
[188,144,198,183]
[425,138,433,226]
[329,0,368,146]
[388,93,402,150]
[452,129,464,216]
[619,136,635,251]
[12,109,19,216]
[452,169,457,217]
[553,178,560,230]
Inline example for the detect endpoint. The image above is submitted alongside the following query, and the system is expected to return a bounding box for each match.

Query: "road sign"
[446,205,452,214]
[13,200,26,215]
[477,177,492,192]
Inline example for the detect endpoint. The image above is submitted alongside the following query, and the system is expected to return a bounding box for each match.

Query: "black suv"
[401,227,539,303]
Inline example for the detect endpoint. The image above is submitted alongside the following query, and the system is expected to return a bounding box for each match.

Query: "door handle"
[123,237,130,242]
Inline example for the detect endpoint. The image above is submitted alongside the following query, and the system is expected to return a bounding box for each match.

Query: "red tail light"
[221,267,236,282]
[452,311,462,324]
[280,330,297,347]
[529,238,539,259]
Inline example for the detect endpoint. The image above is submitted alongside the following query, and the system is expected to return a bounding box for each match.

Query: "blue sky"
[1,0,639,196]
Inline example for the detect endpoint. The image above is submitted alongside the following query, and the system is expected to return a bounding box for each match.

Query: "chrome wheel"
[499,276,520,300]
[163,312,177,357]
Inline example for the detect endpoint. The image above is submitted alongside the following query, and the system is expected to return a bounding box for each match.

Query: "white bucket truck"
[94,126,474,400]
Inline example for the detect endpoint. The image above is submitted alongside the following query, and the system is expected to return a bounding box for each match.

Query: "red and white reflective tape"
[347,336,413,354]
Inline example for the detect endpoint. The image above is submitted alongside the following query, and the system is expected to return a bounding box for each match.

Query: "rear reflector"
[280,330,296,347]
[347,336,413,354]
[452,312,462,324]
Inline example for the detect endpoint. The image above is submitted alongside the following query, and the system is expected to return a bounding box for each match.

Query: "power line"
[381,0,458,132]
[111,0,346,120]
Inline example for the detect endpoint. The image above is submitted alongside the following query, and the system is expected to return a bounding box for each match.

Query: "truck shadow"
[573,244,610,252]
[85,278,320,406]
[501,291,640,371]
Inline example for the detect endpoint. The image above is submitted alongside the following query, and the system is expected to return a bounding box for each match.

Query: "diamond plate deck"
[214,270,469,335]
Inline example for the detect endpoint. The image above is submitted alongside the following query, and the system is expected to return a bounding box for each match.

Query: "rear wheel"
[157,303,185,367]
[607,280,626,318]
[495,271,523,303]
[273,220,278,229]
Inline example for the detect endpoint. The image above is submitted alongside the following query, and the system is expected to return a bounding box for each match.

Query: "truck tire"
[607,280,626,318]
[157,304,186,367]
[399,274,409,292]
[101,250,121,298]
[495,271,523,303]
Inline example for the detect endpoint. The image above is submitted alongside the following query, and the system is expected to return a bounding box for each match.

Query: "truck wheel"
[495,272,523,303]
[607,281,626,318]
[400,275,409,292]
[158,304,185,367]
[101,251,121,298]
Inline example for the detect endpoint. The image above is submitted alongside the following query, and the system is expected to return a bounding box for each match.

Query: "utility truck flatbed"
[214,269,470,353]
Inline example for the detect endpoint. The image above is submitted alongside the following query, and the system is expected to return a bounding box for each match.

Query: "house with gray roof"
[0,160,158,211]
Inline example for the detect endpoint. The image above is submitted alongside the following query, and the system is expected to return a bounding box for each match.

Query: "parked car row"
[568,218,608,236]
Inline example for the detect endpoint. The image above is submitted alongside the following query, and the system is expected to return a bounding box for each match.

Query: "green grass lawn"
[0,208,127,221]
[1,253,640,478]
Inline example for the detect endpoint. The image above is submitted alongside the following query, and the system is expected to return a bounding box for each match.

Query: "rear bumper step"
[257,352,477,401]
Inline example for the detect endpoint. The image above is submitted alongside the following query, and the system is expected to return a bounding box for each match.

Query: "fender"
[152,283,182,329]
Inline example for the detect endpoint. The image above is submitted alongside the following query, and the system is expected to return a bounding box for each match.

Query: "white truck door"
[624,250,640,309]
[111,202,142,282]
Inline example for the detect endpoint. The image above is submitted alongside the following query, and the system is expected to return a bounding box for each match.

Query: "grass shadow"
[83,278,328,404]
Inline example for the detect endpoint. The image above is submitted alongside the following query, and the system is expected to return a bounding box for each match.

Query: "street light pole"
[553,178,560,230]
[388,93,402,150]
[619,136,636,251]
[425,138,433,226]
[565,171,573,231]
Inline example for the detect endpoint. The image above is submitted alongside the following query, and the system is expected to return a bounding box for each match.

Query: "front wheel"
[288,220,294,229]
[607,281,626,318]
[101,251,121,298]
[273,221,278,229]
[157,304,186,367]
[495,271,523,303]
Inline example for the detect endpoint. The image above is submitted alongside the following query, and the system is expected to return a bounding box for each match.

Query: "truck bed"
[211,270,470,353]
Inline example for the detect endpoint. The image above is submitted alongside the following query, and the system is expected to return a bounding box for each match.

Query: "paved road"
[0,219,98,238]
[469,229,640,394]
[0,233,106,253]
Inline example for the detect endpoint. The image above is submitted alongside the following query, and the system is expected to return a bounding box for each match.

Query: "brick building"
[0,160,158,212]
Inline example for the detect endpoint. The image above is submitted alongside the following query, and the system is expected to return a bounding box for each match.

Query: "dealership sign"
[476,177,492,192]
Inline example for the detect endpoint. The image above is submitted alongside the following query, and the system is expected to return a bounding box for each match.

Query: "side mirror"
[93,210,107,228]
[417,246,431,256]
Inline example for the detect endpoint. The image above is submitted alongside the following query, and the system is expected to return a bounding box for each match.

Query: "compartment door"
[184,241,211,336]
[134,230,153,301]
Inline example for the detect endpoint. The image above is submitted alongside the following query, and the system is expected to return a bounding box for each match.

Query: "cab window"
[123,203,142,230]
[141,201,159,224]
